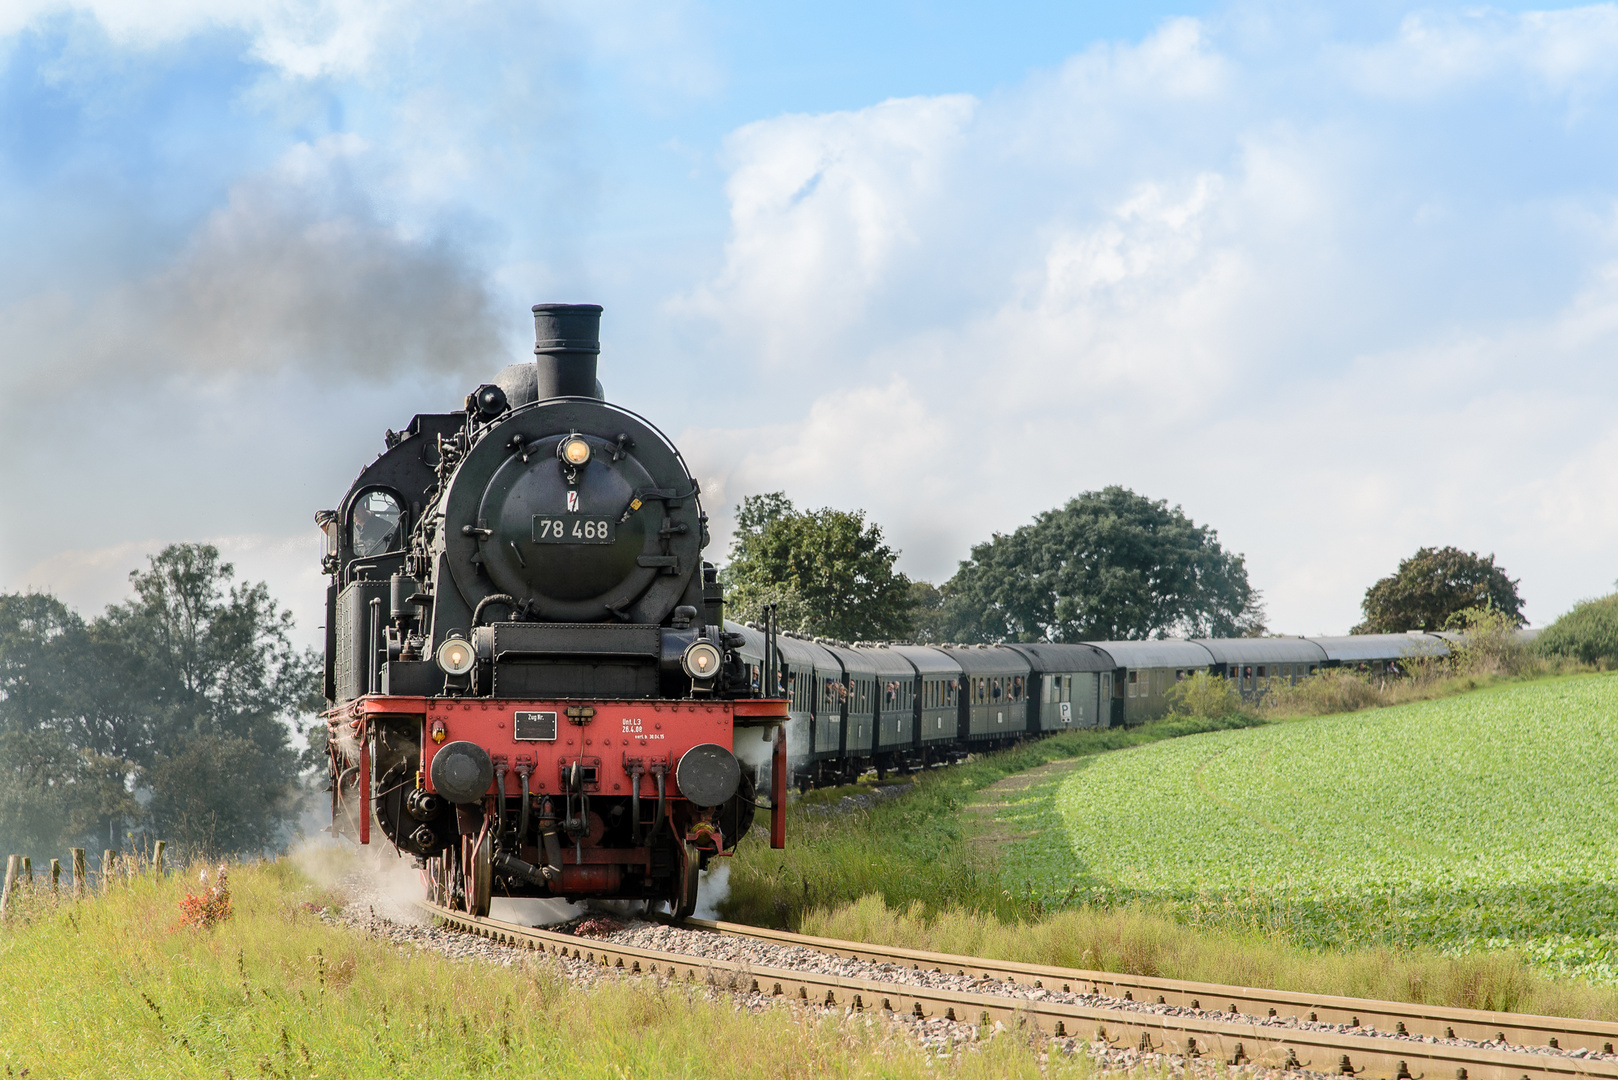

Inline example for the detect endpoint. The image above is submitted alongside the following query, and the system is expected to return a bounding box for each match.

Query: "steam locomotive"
[320,304,787,919]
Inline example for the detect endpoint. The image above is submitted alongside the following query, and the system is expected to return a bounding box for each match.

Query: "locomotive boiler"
[320,303,787,919]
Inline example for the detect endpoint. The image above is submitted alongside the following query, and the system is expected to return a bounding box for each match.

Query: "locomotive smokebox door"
[676,743,742,807]
[430,741,494,804]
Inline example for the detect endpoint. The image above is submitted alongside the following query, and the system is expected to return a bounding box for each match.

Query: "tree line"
[724,487,1527,643]
[0,545,319,860]
[725,486,1268,643]
[0,496,1534,859]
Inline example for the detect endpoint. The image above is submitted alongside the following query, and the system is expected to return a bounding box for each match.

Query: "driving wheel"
[462,830,492,917]
[672,841,700,921]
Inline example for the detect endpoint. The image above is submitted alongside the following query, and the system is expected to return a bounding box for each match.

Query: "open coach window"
[351,489,404,558]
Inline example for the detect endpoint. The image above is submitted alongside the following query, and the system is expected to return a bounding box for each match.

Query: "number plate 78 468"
[532,516,615,544]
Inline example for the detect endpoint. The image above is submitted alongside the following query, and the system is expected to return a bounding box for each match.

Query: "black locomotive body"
[321,304,786,919]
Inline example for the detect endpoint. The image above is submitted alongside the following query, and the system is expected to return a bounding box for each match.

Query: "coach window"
[351,489,403,558]
[1127,671,1137,698]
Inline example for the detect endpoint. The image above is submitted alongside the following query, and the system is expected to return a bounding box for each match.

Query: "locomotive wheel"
[463,831,492,917]
[424,856,441,904]
[671,841,700,921]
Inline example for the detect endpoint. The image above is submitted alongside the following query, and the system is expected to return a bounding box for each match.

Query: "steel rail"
[422,903,1618,1080]
[685,917,1618,1057]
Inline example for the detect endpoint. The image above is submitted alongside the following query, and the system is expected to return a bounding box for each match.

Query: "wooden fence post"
[71,849,86,897]
[152,840,166,877]
[50,859,61,896]
[0,855,18,918]
[102,849,115,892]
[21,856,32,887]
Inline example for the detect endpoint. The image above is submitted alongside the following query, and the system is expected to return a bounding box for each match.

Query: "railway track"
[423,903,1618,1080]
[685,917,1618,1057]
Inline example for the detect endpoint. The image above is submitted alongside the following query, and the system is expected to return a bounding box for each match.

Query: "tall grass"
[1250,610,1591,720]
[801,896,1618,1020]
[0,860,1085,1079]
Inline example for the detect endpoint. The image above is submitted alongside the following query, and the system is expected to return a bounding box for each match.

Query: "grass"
[724,713,1266,929]
[726,671,1618,1019]
[993,673,1618,983]
[0,859,1087,1079]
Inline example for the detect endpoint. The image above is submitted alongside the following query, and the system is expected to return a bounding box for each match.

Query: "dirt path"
[962,758,1087,855]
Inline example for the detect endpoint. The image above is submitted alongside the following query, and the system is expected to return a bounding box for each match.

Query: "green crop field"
[993,674,1618,982]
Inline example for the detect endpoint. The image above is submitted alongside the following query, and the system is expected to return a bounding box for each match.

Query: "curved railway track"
[423,903,1618,1080]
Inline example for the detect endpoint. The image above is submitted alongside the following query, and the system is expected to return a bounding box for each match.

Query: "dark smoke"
[1,160,506,392]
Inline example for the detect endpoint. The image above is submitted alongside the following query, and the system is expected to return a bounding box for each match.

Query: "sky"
[3,0,1617,648]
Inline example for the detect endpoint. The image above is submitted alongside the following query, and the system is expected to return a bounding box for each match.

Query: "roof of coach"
[1192,638,1330,665]
[929,643,1031,676]
[1430,627,1541,646]
[724,620,766,664]
[775,633,843,671]
[1087,639,1217,669]
[820,642,882,677]
[847,642,921,676]
[724,623,842,673]
[1001,642,1116,673]
[885,644,963,676]
[1306,634,1449,662]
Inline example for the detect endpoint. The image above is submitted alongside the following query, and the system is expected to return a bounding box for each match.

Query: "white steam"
[732,726,777,803]
[693,862,729,921]
[491,897,585,927]
[293,840,432,925]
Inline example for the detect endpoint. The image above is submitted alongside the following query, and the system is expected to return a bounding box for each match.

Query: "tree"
[1536,593,1618,668]
[904,580,953,644]
[0,593,140,854]
[100,544,320,853]
[1354,546,1523,634]
[0,545,321,858]
[724,493,914,641]
[943,486,1264,643]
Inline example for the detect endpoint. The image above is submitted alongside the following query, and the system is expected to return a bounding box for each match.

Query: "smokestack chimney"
[532,303,603,399]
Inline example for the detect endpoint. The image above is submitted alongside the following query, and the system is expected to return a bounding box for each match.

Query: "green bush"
[1538,594,1618,668]
[1164,671,1243,719]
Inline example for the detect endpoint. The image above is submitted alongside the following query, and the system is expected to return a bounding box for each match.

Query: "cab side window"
[351,490,404,558]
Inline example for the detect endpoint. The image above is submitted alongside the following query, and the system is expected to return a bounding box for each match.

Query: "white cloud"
[687,93,977,365]
[0,0,405,77]
[1344,5,1618,98]
[1054,15,1231,102]
[682,14,1618,634]
[0,0,719,89]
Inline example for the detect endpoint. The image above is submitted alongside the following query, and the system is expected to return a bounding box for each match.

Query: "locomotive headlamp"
[682,640,722,682]
[560,437,592,466]
[436,637,475,676]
